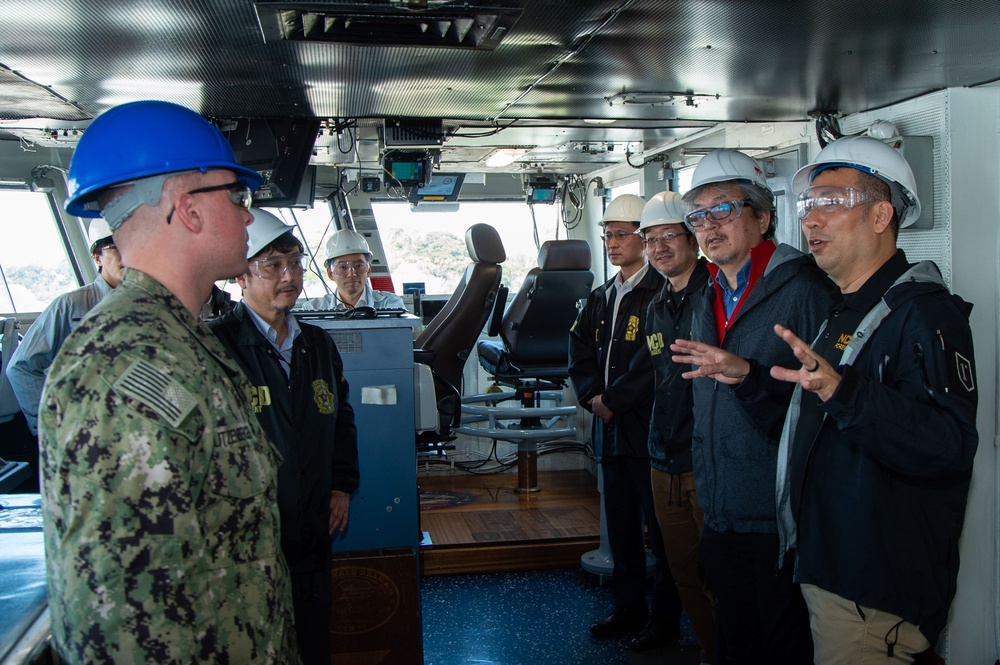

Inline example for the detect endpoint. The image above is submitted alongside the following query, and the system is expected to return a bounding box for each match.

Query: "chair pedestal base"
[515,447,540,493]
[456,390,577,493]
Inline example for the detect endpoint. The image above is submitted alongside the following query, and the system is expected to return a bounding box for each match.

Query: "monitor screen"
[383,152,429,187]
[530,185,557,204]
[227,118,320,208]
[392,160,424,182]
[409,173,465,202]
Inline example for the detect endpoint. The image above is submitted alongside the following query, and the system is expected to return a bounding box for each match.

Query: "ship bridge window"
[0,190,78,314]
[370,200,562,296]
[216,200,565,303]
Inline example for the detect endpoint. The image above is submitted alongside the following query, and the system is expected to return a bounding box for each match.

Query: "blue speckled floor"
[421,568,702,665]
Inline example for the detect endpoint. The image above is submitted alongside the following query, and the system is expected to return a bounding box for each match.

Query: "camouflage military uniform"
[39,268,300,664]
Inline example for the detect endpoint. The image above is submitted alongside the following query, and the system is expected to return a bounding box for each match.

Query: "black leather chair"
[476,239,593,385]
[457,240,594,490]
[414,223,506,453]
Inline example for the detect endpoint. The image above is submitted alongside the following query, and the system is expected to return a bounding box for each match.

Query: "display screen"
[530,186,557,203]
[409,173,466,203]
[383,152,429,187]
[391,160,424,182]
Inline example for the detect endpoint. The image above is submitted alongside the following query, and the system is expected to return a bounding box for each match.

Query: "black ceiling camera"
[526,175,558,205]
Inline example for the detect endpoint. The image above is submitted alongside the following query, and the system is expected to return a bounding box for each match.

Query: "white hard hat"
[247,208,297,259]
[689,149,769,191]
[87,219,113,251]
[599,194,645,226]
[325,229,372,263]
[639,191,687,232]
[791,135,921,228]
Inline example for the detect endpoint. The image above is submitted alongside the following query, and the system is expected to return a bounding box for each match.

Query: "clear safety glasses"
[331,260,371,276]
[684,199,752,229]
[796,185,883,221]
[249,253,306,280]
[601,230,639,243]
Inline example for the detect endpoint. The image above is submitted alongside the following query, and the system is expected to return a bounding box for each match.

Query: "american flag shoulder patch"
[113,359,198,428]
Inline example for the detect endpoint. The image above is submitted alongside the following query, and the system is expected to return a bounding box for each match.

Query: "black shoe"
[628,620,681,651]
[589,608,649,639]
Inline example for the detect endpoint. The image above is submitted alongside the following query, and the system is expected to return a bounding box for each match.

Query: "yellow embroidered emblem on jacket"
[646,331,664,356]
[625,315,640,342]
[250,385,272,413]
[312,379,337,415]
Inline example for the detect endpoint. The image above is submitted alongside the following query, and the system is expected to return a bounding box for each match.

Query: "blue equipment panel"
[302,317,419,553]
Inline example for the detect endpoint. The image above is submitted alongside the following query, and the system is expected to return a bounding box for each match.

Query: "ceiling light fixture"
[605,91,721,108]
[485,148,529,168]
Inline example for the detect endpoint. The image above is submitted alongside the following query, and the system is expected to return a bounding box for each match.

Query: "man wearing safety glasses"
[670,149,834,664]
[210,209,359,665]
[40,101,299,663]
[770,136,978,664]
[301,228,404,311]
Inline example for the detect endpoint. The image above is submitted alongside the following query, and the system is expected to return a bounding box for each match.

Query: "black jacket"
[690,243,834,534]
[210,303,359,573]
[645,259,710,474]
[778,256,978,644]
[569,265,664,461]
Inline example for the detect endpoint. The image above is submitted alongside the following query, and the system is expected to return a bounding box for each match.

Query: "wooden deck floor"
[418,469,601,575]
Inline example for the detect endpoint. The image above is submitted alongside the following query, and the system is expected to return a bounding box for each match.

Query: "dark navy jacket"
[645,259,710,475]
[778,255,978,644]
[690,243,833,534]
[210,303,359,574]
[569,265,664,462]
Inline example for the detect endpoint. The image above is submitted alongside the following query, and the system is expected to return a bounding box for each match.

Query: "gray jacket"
[6,275,114,434]
[689,242,833,534]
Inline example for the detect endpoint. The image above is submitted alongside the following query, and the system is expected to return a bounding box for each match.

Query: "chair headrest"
[538,239,591,271]
[466,223,506,264]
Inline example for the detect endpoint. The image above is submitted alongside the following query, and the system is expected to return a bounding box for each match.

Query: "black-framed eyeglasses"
[166,181,253,224]
[601,230,639,243]
[685,199,752,229]
[641,232,690,247]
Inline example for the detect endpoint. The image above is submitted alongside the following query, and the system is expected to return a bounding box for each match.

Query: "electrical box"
[361,176,381,193]
[383,118,443,149]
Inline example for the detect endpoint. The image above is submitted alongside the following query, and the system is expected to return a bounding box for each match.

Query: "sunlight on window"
[610,180,640,199]
[218,200,572,304]
[370,201,563,295]
[0,191,77,313]
[676,165,696,194]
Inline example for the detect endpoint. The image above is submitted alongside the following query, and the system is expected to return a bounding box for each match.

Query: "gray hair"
[682,181,777,240]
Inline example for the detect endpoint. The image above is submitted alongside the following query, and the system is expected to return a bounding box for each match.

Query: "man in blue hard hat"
[39,100,299,664]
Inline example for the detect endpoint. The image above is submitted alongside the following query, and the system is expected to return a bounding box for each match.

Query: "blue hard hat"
[65,100,263,218]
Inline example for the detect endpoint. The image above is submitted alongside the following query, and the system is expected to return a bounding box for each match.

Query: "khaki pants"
[801,584,931,664]
[651,469,715,663]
